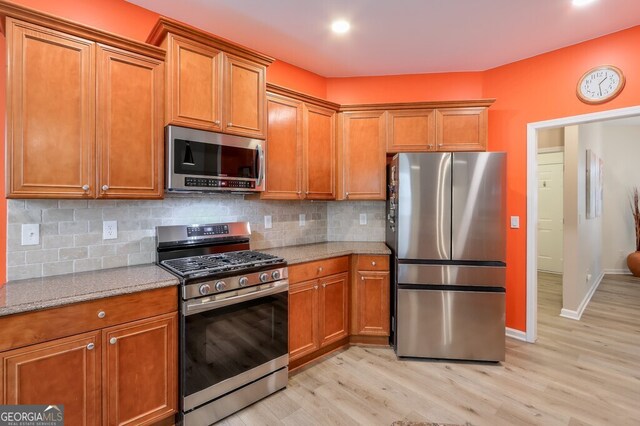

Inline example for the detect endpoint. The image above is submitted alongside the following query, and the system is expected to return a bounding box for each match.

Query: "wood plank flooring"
[220,274,640,425]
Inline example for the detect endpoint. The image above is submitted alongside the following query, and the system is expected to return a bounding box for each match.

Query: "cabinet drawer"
[0,286,177,352]
[289,256,349,283]
[356,255,389,271]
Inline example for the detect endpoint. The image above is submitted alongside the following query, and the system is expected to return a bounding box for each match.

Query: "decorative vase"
[628,251,640,277]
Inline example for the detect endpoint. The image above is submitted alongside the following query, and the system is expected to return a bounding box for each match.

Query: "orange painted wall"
[482,25,640,331]
[267,60,327,99]
[326,72,484,104]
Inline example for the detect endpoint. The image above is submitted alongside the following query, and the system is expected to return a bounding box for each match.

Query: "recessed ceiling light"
[331,20,350,34]
[572,0,597,6]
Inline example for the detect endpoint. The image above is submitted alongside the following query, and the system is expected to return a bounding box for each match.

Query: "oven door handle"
[183,280,288,316]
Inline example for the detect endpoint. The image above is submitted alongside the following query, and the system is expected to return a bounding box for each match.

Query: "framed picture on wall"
[586,149,597,219]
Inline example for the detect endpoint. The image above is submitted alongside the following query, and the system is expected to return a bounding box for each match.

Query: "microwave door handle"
[255,144,264,186]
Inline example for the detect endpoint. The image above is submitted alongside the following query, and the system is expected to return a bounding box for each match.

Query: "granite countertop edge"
[259,241,391,265]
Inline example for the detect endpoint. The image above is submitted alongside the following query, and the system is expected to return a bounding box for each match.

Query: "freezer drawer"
[397,264,505,287]
[396,288,505,361]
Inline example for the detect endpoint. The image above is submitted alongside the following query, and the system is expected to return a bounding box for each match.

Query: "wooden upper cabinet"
[223,53,266,138]
[96,45,164,199]
[387,109,436,152]
[262,94,303,199]
[0,331,101,425]
[164,34,222,132]
[304,104,336,200]
[435,107,488,151]
[6,19,96,198]
[103,313,177,426]
[338,111,387,200]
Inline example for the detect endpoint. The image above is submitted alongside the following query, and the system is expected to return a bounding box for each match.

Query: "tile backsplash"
[6,196,386,280]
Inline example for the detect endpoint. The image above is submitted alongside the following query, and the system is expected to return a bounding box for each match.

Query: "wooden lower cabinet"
[288,279,319,361]
[0,331,101,425]
[0,287,178,425]
[318,273,349,346]
[103,313,177,426]
[354,271,390,336]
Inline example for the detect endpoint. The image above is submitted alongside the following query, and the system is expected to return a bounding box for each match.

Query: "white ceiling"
[127,0,640,77]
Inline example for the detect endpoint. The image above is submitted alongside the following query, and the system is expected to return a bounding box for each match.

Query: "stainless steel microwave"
[165,125,264,193]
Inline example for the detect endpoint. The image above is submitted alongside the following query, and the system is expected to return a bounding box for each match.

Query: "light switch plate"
[510,216,520,229]
[21,224,40,246]
[359,213,367,225]
[299,214,305,227]
[103,220,118,240]
[264,215,272,229]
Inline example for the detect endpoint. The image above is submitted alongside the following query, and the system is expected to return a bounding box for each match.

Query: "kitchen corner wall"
[6,196,386,281]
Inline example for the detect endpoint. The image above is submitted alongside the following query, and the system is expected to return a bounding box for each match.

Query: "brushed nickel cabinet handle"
[102,185,109,191]
[109,337,117,345]
[82,184,90,191]
[438,144,443,147]
[322,283,327,288]
[314,285,318,290]
[214,120,221,125]
[87,343,95,350]
[372,261,376,266]
[318,267,323,272]
[227,122,233,127]
[361,276,364,281]
[345,192,349,199]
[97,311,106,319]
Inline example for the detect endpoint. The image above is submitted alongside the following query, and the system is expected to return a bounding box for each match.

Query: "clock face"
[577,66,625,104]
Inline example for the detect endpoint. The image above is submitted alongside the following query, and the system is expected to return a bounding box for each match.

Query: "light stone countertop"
[258,241,391,265]
[0,242,389,318]
[0,264,179,317]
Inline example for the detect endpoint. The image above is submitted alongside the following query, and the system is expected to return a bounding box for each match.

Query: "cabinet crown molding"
[147,16,274,67]
[0,0,165,60]
[267,83,340,111]
[339,99,495,112]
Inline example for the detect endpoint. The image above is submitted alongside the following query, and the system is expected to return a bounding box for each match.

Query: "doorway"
[525,105,640,343]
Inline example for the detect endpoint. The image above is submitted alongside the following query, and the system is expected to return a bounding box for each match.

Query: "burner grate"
[161,250,283,277]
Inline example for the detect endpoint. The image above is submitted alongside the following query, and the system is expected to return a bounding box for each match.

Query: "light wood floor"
[220,274,640,425]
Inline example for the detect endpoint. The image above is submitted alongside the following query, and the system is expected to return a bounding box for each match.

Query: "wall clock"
[576,65,625,104]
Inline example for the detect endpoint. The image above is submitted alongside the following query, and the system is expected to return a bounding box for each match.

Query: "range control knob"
[199,284,211,296]
[239,277,249,287]
[215,281,227,292]
[271,270,281,280]
[259,272,269,283]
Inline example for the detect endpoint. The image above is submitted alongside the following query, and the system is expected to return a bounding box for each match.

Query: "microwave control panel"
[184,177,255,189]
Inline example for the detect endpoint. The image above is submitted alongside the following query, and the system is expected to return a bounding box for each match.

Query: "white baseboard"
[559,271,605,321]
[602,268,631,275]
[506,327,527,341]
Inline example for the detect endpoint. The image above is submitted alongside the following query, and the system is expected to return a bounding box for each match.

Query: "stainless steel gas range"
[156,222,289,425]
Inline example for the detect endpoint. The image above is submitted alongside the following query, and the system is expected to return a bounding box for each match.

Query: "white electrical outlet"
[21,223,40,246]
[360,213,367,225]
[103,220,118,240]
[299,213,305,227]
[510,216,520,229]
[264,215,272,229]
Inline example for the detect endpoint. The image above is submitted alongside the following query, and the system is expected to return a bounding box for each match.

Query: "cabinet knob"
[318,267,323,272]
[361,276,364,281]
[86,343,95,350]
[305,191,309,195]
[314,285,318,290]
[82,184,90,191]
[297,191,301,195]
[214,120,221,125]
[372,261,376,266]
[102,185,109,191]
[97,310,106,319]
[427,144,433,149]
[345,192,349,199]
[227,122,233,127]
[438,144,443,147]
[322,283,326,288]
[109,337,117,345]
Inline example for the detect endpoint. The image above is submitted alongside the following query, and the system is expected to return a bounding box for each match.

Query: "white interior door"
[537,152,564,274]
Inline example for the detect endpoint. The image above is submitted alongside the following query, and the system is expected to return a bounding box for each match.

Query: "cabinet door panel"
[339,111,386,200]
[356,271,390,336]
[319,273,349,347]
[387,109,435,152]
[223,54,266,138]
[262,94,302,199]
[167,35,222,131]
[304,104,336,200]
[103,313,177,426]
[7,19,95,198]
[96,45,163,199]
[1,331,101,425]
[436,107,487,151]
[289,280,319,361]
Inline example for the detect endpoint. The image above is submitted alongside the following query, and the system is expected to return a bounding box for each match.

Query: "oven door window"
[182,292,288,397]
[174,138,257,178]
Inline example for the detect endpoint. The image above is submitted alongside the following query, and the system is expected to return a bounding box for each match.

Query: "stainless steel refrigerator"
[386,152,506,362]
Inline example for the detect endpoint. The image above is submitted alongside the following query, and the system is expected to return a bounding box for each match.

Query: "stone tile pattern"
[327,201,386,242]
[8,195,331,280]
